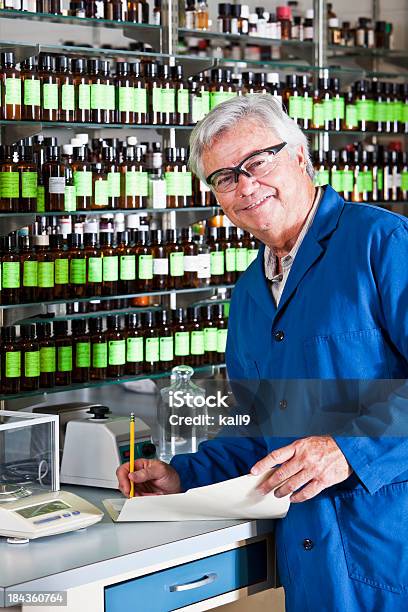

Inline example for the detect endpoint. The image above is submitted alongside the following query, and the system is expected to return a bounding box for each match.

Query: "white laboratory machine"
[0,410,103,543]
[60,405,156,488]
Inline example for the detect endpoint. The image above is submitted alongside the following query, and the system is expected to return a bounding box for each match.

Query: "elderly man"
[118,94,408,611]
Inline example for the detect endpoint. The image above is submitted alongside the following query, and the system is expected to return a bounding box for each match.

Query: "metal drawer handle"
[169,572,218,592]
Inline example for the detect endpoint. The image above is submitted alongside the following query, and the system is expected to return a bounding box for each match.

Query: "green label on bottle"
[165,171,181,196]
[138,254,153,280]
[23,260,38,287]
[74,171,93,197]
[0,172,19,198]
[356,173,365,193]
[288,95,303,119]
[62,83,75,111]
[64,185,77,212]
[175,331,189,356]
[126,170,148,197]
[24,79,40,106]
[92,342,107,368]
[25,350,40,377]
[314,169,330,187]
[134,87,147,113]
[120,255,136,280]
[402,103,408,123]
[247,249,259,266]
[91,83,108,110]
[210,90,232,109]
[377,168,384,191]
[70,258,86,284]
[177,88,190,114]
[76,342,91,368]
[313,103,325,128]
[333,96,345,120]
[6,351,21,378]
[323,98,333,121]
[236,248,248,272]
[170,252,184,277]
[191,330,205,355]
[58,346,72,372]
[37,184,45,212]
[5,77,21,105]
[343,170,354,192]
[118,85,134,112]
[103,255,119,282]
[401,171,408,191]
[356,99,372,122]
[107,172,120,198]
[204,327,217,351]
[55,258,69,284]
[127,337,143,362]
[21,171,38,198]
[331,169,343,192]
[303,96,313,120]
[210,251,224,276]
[43,83,58,110]
[94,180,108,206]
[375,100,388,122]
[217,329,228,353]
[363,170,373,192]
[192,95,202,123]
[152,87,162,112]
[88,257,103,283]
[3,261,20,288]
[201,90,210,115]
[145,337,159,362]
[38,261,54,288]
[383,101,393,123]
[106,84,115,110]
[180,171,192,196]
[225,247,236,272]
[79,83,91,109]
[40,346,56,373]
[108,340,126,365]
[159,336,173,362]
[345,104,358,128]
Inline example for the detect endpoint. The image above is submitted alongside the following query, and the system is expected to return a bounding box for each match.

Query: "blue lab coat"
[171,185,408,611]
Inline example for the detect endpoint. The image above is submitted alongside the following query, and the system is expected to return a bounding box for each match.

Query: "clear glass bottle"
[157,365,206,461]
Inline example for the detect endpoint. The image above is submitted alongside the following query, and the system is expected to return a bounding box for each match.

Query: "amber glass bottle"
[0,145,19,213]
[164,147,180,209]
[215,303,228,364]
[20,235,38,303]
[207,227,224,285]
[72,319,91,383]
[158,309,173,372]
[1,326,21,395]
[39,54,59,122]
[1,51,22,121]
[145,61,162,125]
[188,306,205,367]
[72,146,92,210]
[131,61,148,125]
[124,312,144,375]
[84,232,102,297]
[165,228,184,289]
[68,232,87,298]
[89,59,114,124]
[43,146,67,212]
[106,315,126,378]
[21,56,41,121]
[92,162,109,209]
[151,229,168,290]
[202,304,217,364]
[135,230,153,292]
[160,64,177,125]
[73,58,91,123]
[58,56,76,123]
[103,146,120,209]
[38,322,56,388]
[116,61,135,125]
[35,234,55,302]
[17,145,37,213]
[117,230,136,294]
[180,227,197,288]
[55,321,73,386]
[144,310,160,374]
[90,317,107,380]
[1,233,20,305]
[120,146,148,209]
[173,307,190,367]
[100,231,119,296]
[50,234,69,300]
[219,226,236,285]
[20,324,40,392]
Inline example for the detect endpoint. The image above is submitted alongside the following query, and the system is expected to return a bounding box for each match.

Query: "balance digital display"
[16,500,71,519]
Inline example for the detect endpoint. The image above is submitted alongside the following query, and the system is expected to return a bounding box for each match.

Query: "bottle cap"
[2,326,17,342]
[1,51,15,66]
[67,233,83,248]
[21,56,36,70]
[34,234,50,247]
[38,54,55,71]
[49,234,64,249]
[219,3,232,17]
[241,4,250,18]
[71,319,87,335]
[20,323,36,340]
[57,55,71,72]
[17,145,33,162]
[116,61,130,75]
[99,232,114,246]
[89,317,104,333]
[46,145,60,160]
[231,5,241,18]
[63,144,74,156]
[83,232,98,247]
[36,322,52,339]
[276,6,291,20]
[305,8,314,19]
[107,315,122,330]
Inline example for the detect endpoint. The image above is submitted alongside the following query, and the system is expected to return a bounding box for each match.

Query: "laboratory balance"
[0,410,103,543]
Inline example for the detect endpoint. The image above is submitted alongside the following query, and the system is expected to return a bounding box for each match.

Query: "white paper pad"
[103,471,290,522]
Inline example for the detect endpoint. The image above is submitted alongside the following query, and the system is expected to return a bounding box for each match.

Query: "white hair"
[189,93,314,183]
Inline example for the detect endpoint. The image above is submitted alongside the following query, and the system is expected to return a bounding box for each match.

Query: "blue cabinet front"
[104,540,267,611]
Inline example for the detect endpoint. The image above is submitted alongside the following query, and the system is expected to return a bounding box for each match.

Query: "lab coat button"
[279,400,288,410]
[303,539,314,551]
[274,330,285,342]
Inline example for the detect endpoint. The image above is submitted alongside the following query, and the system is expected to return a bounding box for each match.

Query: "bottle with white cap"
[267,73,283,106]
[240,4,250,34]
[304,9,314,41]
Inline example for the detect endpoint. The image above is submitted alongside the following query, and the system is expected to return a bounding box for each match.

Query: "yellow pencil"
[129,413,135,498]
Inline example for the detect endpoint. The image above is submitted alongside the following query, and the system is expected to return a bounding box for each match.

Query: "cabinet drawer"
[104,540,267,612]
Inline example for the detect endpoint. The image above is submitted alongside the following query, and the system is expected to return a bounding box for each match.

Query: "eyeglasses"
[206,142,287,194]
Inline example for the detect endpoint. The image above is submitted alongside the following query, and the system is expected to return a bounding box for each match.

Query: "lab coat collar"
[246,185,345,322]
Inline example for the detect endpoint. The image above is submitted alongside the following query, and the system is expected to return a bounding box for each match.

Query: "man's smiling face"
[202,119,310,245]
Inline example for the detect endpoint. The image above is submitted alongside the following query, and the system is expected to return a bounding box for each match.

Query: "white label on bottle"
[184,255,198,272]
[304,26,314,40]
[231,17,239,35]
[148,177,167,208]
[241,20,249,34]
[153,258,169,275]
[186,12,195,29]
[395,173,402,188]
[48,176,66,194]
[197,253,211,279]
[356,29,365,46]
[200,180,211,193]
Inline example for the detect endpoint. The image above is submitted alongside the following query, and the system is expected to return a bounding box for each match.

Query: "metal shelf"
[0,363,226,401]
[0,284,235,310]
[0,206,219,218]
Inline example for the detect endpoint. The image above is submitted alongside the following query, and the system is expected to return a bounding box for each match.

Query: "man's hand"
[251,436,352,503]
[116,458,182,498]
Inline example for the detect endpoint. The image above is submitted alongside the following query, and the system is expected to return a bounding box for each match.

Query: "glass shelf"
[0,206,219,218]
[0,9,161,32]
[0,120,192,130]
[15,305,164,325]
[328,45,407,59]
[0,363,226,401]
[305,129,408,137]
[179,28,314,48]
[0,284,235,310]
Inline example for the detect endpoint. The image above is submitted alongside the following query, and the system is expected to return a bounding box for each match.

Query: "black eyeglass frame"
[205,142,287,190]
